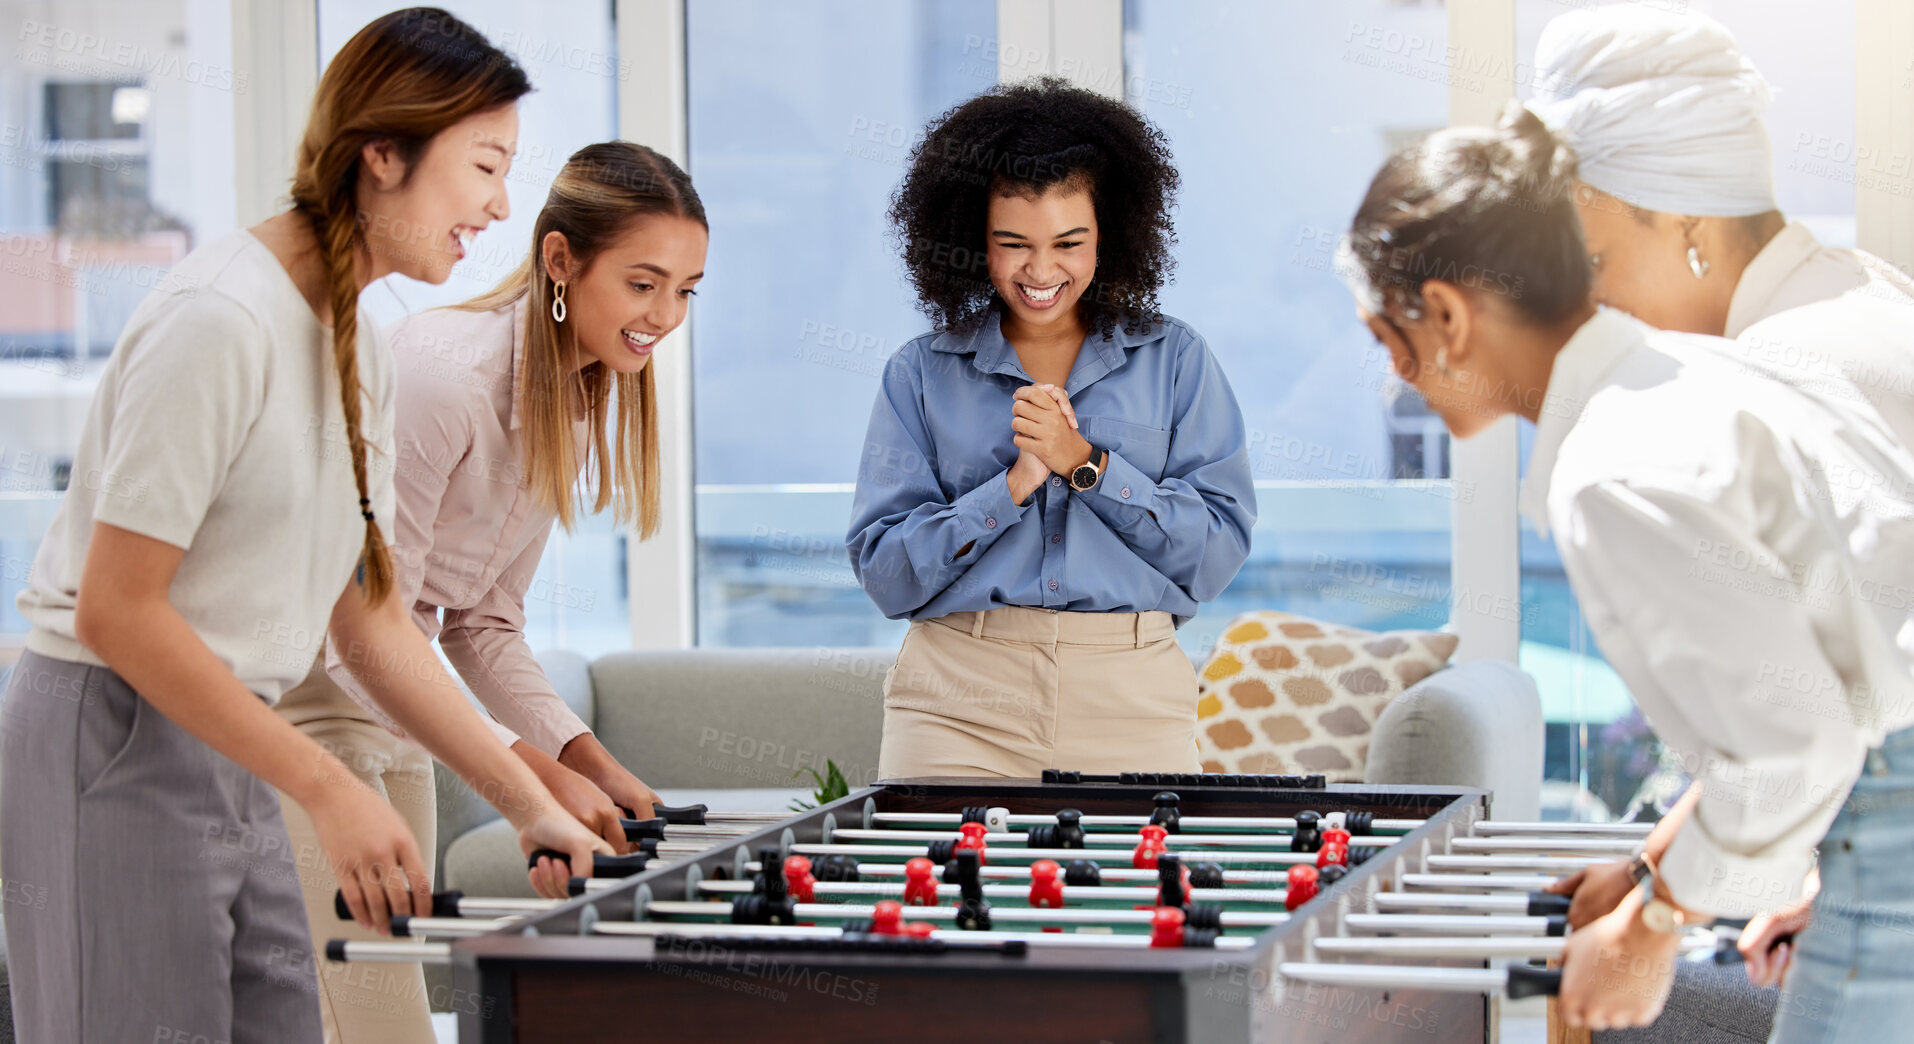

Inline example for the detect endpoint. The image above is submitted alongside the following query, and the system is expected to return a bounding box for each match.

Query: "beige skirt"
[876,606,1201,779]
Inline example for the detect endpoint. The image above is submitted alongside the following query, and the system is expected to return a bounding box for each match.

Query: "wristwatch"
[1638,884,1688,934]
[1069,444,1108,492]
[1632,852,1704,934]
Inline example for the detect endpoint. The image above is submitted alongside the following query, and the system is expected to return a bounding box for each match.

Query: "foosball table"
[328,774,1697,1042]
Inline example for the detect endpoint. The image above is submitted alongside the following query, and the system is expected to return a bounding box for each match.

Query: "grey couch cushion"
[1595,960,1778,1043]
[1364,660,1545,820]
[590,647,890,792]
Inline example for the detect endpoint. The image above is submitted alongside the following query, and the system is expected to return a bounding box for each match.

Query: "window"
[1512,0,1859,819]
[319,0,629,657]
[1122,0,1457,655]
[686,0,998,647]
[0,0,236,646]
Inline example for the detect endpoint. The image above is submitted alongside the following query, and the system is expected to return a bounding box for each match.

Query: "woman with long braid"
[2,10,608,1041]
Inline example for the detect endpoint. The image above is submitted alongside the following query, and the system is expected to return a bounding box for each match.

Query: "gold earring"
[1435,346,1451,376]
[551,280,568,323]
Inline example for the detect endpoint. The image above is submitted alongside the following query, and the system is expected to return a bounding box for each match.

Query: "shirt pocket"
[1083,416,1173,482]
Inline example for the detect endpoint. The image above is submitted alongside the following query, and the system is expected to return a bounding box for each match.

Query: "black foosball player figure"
[1025,808,1086,849]
[951,849,992,931]
[1290,810,1323,853]
[733,847,798,926]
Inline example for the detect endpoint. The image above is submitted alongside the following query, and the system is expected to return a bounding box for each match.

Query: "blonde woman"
[277,140,707,1041]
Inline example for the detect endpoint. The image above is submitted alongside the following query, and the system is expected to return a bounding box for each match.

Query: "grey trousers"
[1,648,323,1043]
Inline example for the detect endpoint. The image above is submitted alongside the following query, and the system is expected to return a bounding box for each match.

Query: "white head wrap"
[1528,7,1777,218]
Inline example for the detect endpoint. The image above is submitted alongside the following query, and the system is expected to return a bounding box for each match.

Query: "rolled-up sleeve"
[1560,479,1866,918]
[436,528,590,758]
[847,348,1030,619]
[1078,332,1256,603]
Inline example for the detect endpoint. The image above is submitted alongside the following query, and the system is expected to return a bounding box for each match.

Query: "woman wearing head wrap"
[1528,7,1914,453]
[1525,7,1914,1006]
[1338,107,1914,1036]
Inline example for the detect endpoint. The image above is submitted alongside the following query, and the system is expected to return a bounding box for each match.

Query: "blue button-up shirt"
[846,310,1256,624]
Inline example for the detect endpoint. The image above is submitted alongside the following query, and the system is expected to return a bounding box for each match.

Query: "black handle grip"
[1527,892,1572,917]
[325,939,350,963]
[621,817,667,841]
[390,914,413,937]
[1507,964,1562,999]
[333,888,465,920]
[528,849,651,878]
[651,802,709,825]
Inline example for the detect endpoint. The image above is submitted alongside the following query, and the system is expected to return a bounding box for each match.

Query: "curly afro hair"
[888,77,1180,340]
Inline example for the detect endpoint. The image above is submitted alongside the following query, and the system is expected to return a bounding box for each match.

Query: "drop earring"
[1687,246,1709,280]
[1435,346,1451,377]
[551,280,568,322]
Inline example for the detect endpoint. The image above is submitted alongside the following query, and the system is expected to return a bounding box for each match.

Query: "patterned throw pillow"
[1195,611,1460,782]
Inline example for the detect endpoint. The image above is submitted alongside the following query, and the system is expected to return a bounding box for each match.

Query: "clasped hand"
[1012,383,1091,477]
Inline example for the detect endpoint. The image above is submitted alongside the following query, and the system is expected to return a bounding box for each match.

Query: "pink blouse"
[326,297,592,755]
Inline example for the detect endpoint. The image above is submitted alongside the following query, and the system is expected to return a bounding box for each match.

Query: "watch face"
[1641,899,1679,934]
[1071,465,1096,489]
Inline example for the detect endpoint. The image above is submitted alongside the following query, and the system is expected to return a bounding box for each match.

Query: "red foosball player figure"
[1028,859,1065,909]
[1029,858,1066,932]
[905,920,936,939]
[955,822,989,866]
[870,899,904,935]
[1320,826,1352,851]
[782,854,817,902]
[903,856,939,906]
[1284,864,1320,911]
[1149,905,1186,948]
[1315,843,1348,870]
[1133,824,1170,869]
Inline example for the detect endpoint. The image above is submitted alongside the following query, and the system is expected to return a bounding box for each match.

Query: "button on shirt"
[847,312,1256,624]
[1522,309,1914,918]
[325,298,591,756]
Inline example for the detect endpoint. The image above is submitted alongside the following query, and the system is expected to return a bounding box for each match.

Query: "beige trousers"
[877,606,1201,779]
[276,659,439,1044]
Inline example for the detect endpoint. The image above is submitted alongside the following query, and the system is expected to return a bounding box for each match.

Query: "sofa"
[431,649,1548,897]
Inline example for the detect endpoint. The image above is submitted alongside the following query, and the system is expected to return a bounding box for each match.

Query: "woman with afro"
[847,78,1256,778]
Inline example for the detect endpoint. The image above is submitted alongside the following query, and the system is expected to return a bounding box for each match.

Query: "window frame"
[240,0,1914,653]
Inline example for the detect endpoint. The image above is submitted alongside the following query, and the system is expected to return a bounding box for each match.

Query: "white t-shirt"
[18,229,397,703]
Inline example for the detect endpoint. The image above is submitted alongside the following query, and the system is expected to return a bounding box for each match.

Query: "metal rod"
[744,860,1292,886]
[454,898,559,918]
[1313,932,1713,960]
[1448,838,1641,856]
[1372,893,1537,914]
[868,813,1632,837]
[1400,873,1561,892]
[695,880,1289,904]
[1425,855,1607,873]
[1469,821,1653,838]
[326,941,454,964]
[1341,913,1556,936]
[1279,963,1523,995]
[870,812,1424,833]
[392,916,514,939]
[643,899,1288,929]
[590,920,1260,950]
[790,843,1328,866]
[828,828,1397,849]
